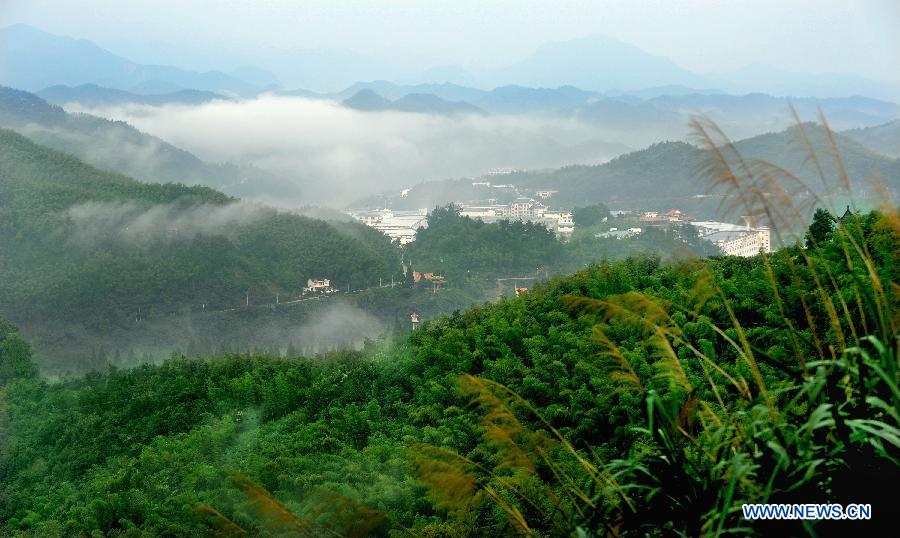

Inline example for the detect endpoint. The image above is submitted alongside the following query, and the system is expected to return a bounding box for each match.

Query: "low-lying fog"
[66,95,633,207]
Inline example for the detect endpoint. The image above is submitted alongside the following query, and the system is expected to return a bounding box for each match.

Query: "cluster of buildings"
[349,208,429,245]
[349,190,575,245]
[600,209,771,257]
[459,197,575,237]
[596,227,643,239]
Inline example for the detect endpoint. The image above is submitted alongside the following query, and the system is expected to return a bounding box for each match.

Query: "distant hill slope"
[342,89,484,115]
[366,124,900,217]
[0,129,400,357]
[0,86,299,201]
[0,24,259,95]
[37,84,229,106]
[841,120,900,158]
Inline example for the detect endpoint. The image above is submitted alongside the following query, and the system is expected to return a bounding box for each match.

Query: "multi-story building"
[460,198,574,238]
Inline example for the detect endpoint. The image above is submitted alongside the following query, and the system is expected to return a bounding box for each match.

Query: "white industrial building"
[348,208,429,245]
[691,218,771,257]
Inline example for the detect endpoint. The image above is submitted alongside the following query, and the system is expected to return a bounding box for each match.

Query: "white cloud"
[66,200,269,245]
[67,95,629,206]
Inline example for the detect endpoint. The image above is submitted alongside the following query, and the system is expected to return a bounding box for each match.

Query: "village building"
[302,278,335,296]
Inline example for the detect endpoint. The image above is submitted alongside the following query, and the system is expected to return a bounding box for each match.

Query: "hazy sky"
[1,0,898,80]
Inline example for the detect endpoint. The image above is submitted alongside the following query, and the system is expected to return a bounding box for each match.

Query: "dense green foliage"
[405,205,563,281]
[0,128,402,370]
[406,205,720,284]
[2,208,896,535]
[571,203,611,228]
[0,319,38,385]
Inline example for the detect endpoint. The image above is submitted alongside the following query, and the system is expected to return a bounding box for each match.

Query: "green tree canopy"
[0,318,38,384]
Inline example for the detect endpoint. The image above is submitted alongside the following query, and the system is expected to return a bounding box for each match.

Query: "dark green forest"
[1,93,898,537]
[0,128,404,372]
[2,204,897,535]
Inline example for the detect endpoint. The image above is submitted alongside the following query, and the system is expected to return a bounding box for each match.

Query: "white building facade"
[691,219,771,257]
[349,208,429,245]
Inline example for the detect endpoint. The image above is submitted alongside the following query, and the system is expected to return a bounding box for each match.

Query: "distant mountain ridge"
[330,82,899,149]
[4,24,899,100]
[38,84,229,106]
[0,24,260,95]
[342,89,484,115]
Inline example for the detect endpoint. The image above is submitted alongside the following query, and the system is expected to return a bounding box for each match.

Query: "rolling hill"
[0,129,402,370]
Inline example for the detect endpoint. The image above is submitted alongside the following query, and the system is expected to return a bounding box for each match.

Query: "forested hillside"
[0,86,296,200]
[370,123,900,217]
[2,207,896,535]
[0,129,401,371]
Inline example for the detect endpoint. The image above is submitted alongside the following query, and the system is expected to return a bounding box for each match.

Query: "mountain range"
[3,24,898,100]
[332,83,898,146]
[0,24,259,96]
